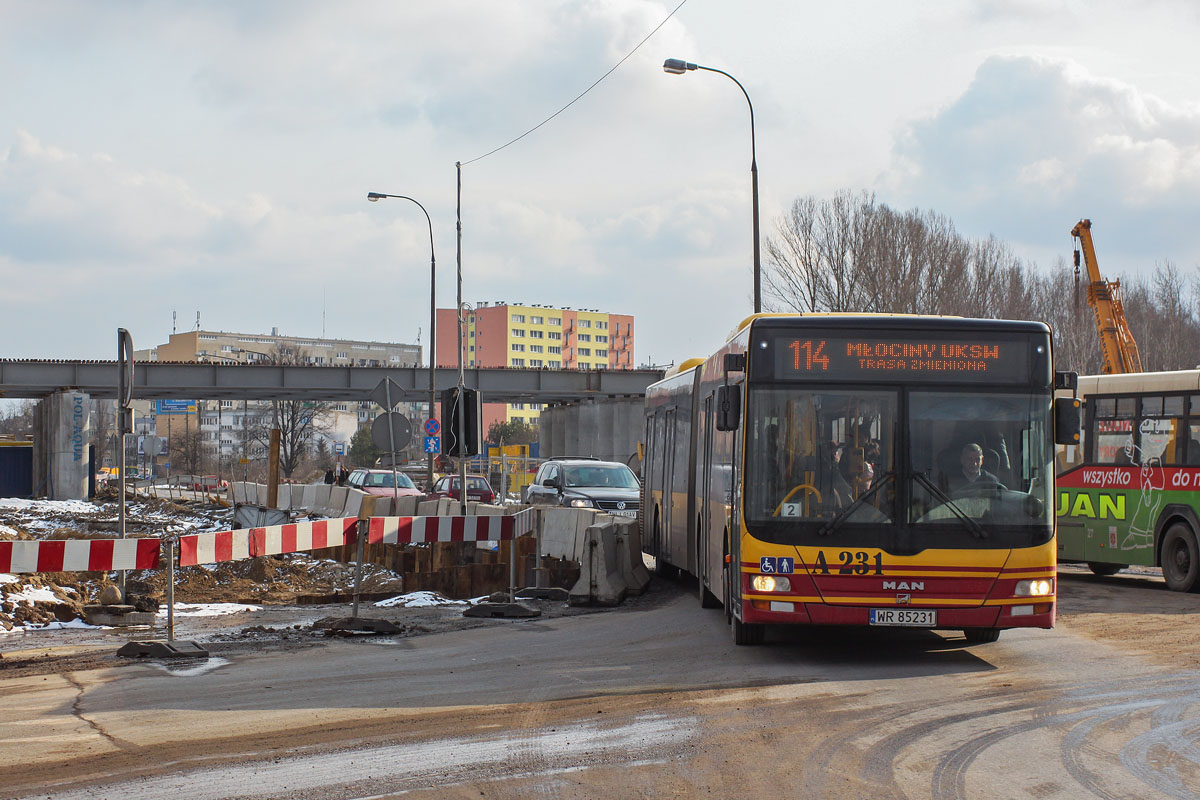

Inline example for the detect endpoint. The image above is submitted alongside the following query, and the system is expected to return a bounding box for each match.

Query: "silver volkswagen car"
[524,458,640,517]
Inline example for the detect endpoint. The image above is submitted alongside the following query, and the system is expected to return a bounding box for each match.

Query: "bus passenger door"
[699,394,715,589]
[663,408,676,565]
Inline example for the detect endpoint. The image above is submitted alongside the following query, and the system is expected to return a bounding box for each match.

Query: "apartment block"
[148,329,422,466]
[434,302,635,433]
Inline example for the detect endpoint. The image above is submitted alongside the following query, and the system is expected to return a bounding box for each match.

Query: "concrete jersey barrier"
[568,520,628,606]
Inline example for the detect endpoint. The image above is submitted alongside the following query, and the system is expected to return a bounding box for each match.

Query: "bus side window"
[1187,396,1200,465]
[1094,420,1133,464]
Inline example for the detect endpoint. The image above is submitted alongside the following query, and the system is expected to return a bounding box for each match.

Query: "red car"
[430,474,496,505]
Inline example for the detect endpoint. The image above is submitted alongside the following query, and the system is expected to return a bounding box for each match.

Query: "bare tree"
[0,401,36,438]
[247,343,334,478]
[763,190,1200,376]
[168,425,207,476]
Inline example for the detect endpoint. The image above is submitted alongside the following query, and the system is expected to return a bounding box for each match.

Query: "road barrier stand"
[0,535,208,658]
[612,517,652,595]
[178,517,360,566]
[568,520,628,607]
[119,537,208,661]
[0,538,159,573]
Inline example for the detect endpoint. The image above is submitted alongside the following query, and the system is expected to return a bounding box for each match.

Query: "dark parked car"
[523,459,640,517]
[430,474,497,505]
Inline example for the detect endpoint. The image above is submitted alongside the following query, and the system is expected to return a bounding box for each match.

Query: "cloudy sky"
[3,0,1199,367]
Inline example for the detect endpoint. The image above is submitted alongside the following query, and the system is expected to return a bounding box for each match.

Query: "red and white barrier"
[179,517,358,567]
[0,538,160,574]
[367,508,536,545]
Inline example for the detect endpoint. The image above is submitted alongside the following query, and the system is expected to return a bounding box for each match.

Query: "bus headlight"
[752,575,791,592]
[1014,579,1053,597]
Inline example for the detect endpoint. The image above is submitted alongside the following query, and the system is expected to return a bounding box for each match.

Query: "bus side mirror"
[716,384,741,431]
[1054,371,1078,391]
[1054,397,1081,445]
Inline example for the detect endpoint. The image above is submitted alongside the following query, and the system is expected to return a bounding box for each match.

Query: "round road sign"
[424,418,440,436]
[371,412,413,452]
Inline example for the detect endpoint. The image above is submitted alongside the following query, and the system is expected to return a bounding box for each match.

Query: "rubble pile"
[0,497,405,632]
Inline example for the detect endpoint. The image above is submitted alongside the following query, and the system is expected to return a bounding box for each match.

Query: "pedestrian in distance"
[323,468,335,485]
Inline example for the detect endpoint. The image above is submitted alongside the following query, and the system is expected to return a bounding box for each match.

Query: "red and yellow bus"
[642,314,1078,645]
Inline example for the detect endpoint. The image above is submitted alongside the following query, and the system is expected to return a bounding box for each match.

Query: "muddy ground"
[4,494,1198,680]
[3,561,1195,682]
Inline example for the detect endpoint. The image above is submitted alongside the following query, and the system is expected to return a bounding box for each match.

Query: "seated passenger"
[948,443,1003,493]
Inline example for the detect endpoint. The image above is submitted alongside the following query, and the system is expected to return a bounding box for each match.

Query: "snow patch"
[6,587,62,604]
[375,591,468,608]
[3,618,105,633]
[171,602,263,617]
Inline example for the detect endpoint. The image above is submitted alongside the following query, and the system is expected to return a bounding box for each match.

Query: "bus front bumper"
[741,599,1055,630]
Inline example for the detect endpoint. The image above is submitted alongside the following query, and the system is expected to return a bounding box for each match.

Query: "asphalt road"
[4,575,1199,800]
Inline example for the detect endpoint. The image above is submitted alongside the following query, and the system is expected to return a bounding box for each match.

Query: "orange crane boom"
[1071,219,1143,374]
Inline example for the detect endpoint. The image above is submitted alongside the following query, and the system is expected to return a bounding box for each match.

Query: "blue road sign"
[424,418,440,436]
[334,443,345,455]
[424,436,440,454]
[155,399,195,415]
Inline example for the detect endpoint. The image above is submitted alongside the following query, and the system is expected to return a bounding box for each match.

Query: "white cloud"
[883,55,1200,271]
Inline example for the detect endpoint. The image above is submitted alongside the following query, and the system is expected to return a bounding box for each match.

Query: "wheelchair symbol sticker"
[760,556,794,574]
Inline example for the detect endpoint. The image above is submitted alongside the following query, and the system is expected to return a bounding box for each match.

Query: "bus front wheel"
[732,614,764,646]
[963,628,1000,644]
[1161,523,1200,592]
[1087,562,1126,577]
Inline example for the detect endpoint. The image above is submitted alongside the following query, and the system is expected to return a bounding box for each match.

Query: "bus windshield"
[746,387,1054,548]
[908,391,1054,542]
[746,389,897,524]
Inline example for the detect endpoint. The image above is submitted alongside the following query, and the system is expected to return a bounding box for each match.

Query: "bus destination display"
[769,335,1031,382]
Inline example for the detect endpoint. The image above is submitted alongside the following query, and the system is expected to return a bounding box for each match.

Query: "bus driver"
[951,443,1003,493]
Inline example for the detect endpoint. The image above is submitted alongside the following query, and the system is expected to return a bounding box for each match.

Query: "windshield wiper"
[819,473,893,537]
[912,471,988,540]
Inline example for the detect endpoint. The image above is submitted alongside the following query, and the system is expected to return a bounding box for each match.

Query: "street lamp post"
[663,58,761,314]
[454,164,467,515]
[366,191,437,491]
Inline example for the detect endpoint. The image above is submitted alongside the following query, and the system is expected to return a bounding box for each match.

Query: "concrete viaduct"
[1,360,663,500]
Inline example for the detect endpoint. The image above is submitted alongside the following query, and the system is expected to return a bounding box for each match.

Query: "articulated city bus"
[1057,370,1200,591]
[642,314,1078,645]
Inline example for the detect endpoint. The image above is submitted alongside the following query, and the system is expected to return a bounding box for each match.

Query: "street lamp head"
[366,192,386,202]
[663,58,696,75]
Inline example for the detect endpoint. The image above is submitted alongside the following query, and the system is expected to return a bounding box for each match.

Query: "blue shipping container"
[0,445,33,498]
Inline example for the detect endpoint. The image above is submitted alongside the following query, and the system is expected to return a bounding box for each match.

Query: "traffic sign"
[370,378,406,410]
[372,412,412,452]
[155,399,195,415]
[335,443,345,455]
[423,418,440,436]
[424,436,440,454]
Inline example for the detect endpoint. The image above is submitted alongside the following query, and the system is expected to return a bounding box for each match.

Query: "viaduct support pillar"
[33,391,91,500]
